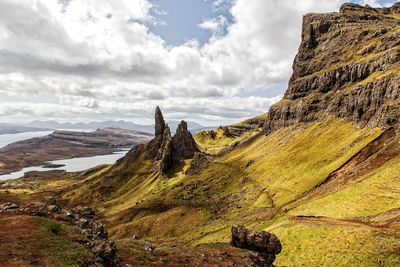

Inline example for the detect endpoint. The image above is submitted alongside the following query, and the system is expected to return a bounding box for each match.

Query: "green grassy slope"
[60,116,400,266]
[0,215,92,267]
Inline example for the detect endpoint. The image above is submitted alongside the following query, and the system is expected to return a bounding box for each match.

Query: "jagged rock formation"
[171,120,199,160]
[152,126,173,172]
[264,3,400,134]
[154,106,166,136]
[146,107,167,160]
[231,225,282,267]
[145,107,199,173]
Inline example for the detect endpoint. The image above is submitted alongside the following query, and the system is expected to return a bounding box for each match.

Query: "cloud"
[198,15,228,37]
[360,0,382,7]
[1,0,380,124]
[0,95,282,125]
[211,0,233,11]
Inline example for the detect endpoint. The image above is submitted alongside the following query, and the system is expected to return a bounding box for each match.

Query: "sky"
[0,0,396,126]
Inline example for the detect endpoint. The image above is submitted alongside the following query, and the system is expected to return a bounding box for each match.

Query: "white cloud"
[198,15,228,37]
[361,0,382,7]
[0,0,362,124]
[0,95,282,125]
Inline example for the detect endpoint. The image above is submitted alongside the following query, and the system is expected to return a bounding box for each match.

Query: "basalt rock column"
[148,108,200,174]
[146,106,167,159]
[155,106,166,137]
[171,120,199,160]
[152,126,173,172]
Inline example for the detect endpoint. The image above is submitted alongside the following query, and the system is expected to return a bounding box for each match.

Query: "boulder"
[231,225,282,267]
[0,202,19,212]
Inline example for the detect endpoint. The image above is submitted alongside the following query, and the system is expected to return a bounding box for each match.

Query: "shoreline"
[0,128,151,177]
[0,148,131,178]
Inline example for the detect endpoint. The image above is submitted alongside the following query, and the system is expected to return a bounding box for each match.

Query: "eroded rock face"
[264,3,400,134]
[155,106,166,137]
[171,120,199,160]
[231,225,281,267]
[152,126,173,172]
[147,108,199,174]
[185,152,211,175]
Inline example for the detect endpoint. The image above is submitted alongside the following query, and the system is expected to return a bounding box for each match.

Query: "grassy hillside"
[0,215,92,266]
[1,116,398,266]
[49,116,399,266]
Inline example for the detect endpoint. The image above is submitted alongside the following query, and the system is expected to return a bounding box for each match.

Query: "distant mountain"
[25,120,209,134]
[0,124,52,135]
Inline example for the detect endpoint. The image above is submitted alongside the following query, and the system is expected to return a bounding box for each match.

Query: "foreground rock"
[231,225,282,267]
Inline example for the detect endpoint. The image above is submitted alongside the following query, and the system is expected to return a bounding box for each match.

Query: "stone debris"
[0,202,119,266]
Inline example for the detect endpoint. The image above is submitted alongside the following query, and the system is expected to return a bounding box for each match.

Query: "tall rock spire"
[171,120,199,160]
[148,107,200,175]
[155,106,165,136]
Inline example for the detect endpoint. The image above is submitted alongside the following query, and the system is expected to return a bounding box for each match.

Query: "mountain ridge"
[264,2,400,134]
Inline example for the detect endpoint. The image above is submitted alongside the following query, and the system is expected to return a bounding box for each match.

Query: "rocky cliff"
[264,3,400,133]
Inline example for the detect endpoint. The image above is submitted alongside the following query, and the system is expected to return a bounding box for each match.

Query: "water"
[0,150,129,180]
[0,131,54,149]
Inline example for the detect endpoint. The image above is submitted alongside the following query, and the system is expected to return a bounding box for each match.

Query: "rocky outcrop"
[171,120,199,160]
[185,152,212,175]
[154,106,166,136]
[145,107,199,174]
[0,202,119,266]
[111,107,199,176]
[152,126,173,172]
[264,3,400,133]
[146,106,167,159]
[231,225,282,267]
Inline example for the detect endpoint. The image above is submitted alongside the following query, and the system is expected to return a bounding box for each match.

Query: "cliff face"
[264,3,400,133]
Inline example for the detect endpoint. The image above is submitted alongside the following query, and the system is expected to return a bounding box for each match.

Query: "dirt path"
[290,215,400,235]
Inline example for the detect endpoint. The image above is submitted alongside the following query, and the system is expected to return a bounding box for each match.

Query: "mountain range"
[23,120,209,134]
